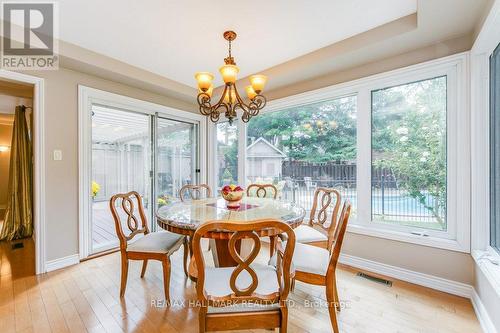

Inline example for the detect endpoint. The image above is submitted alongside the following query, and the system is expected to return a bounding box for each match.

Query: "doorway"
[0,79,36,277]
[79,86,206,257]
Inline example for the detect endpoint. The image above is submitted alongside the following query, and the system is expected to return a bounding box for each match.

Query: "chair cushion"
[269,242,329,276]
[127,232,183,254]
[294,225,328,243]
[292,242,330,276]
[204,263,279,298]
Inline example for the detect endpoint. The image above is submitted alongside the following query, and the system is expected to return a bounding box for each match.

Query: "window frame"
[470,0,500,292]
[490,42,500,255]
[208,52,469,253]
[358,66,461,244]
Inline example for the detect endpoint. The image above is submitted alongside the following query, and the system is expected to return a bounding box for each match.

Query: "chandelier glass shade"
[195,31,267,124]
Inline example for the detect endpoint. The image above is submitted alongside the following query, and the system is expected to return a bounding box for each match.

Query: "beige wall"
[0,123,13,217]
[27,67,195,262]
[343,234,473,284]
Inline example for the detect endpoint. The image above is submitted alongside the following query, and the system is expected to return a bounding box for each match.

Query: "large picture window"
[210,54,468,251]
[371,76,447,231]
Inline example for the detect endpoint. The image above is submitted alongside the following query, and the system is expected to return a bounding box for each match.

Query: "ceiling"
[59,0,417,88]
[53,0,491,103]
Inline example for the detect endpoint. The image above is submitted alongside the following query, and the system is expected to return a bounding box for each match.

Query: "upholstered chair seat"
[270,241,328,276]
[204,263,279,297]
[127,231,184,254]
[292,225,328,244]
[290,242,330,276]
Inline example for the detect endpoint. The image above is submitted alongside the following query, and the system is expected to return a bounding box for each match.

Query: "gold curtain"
[0,106,33,241]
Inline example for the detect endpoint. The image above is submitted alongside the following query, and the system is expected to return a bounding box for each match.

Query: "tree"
[247,96,357,162]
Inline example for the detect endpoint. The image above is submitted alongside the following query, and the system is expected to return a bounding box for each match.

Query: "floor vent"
[356,272,392,287]
[11,242,24,250]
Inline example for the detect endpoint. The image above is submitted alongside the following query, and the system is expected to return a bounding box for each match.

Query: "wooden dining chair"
[179,184,213,253]
[179,184,212,202]
[246,183,278,199]
[109,191,189,302]
[247,183,279,257]
[192,219,296,333]
[294,187,341,249]
[289,201,351,333]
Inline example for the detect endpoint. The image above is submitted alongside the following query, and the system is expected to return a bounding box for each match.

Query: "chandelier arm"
[233,85,254,113]
[198,84,231,117]
[215,102,230,115]
[197,92,214,116]
[214,84,230,107]
[232,84,246,106]
[248,94,267,116]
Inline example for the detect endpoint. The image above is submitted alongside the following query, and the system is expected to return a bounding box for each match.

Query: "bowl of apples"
[221,184,244,208]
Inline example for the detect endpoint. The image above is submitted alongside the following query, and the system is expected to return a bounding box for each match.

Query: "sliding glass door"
[155,117,199,223]
[91,106,152,253]
[89,106,200,254]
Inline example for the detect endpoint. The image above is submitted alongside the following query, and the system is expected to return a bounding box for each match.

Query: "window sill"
[472,249,500,296]
[347,223,469,253]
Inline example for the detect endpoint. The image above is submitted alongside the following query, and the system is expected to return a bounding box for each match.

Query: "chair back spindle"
[179,184,212,202]
[192,219,295,306]
[309,187,341,246]
[246,183,278,199]
[109,191,149,251]
[328,200,352,270]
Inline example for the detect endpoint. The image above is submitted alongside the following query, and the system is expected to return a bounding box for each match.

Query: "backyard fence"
[275,161,444,226]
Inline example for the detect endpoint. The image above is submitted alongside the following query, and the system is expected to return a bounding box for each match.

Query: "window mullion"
[238,118,247,185]
[356,89,372,225]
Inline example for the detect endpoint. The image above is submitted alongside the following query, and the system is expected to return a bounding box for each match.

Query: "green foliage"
[217,123,238,186]
[217,77,447,224]
[222,168,235,183]
[247,96,357,162]
[372,77,447,224]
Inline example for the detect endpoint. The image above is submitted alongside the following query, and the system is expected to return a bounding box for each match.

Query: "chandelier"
[195,31,267,125]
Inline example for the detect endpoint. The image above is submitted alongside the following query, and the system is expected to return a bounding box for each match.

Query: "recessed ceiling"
[59,0,417,88]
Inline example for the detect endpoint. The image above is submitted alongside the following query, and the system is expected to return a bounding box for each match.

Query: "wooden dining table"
[156,196,306,279]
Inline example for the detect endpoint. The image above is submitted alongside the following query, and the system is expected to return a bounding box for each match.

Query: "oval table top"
[156,197,306,237]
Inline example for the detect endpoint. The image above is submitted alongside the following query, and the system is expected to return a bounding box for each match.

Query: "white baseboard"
[471,289,499,333]
[339,253,473,298]
[45,254,80,272]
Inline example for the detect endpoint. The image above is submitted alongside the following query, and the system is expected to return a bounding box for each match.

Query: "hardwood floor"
[0,238,481,333]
